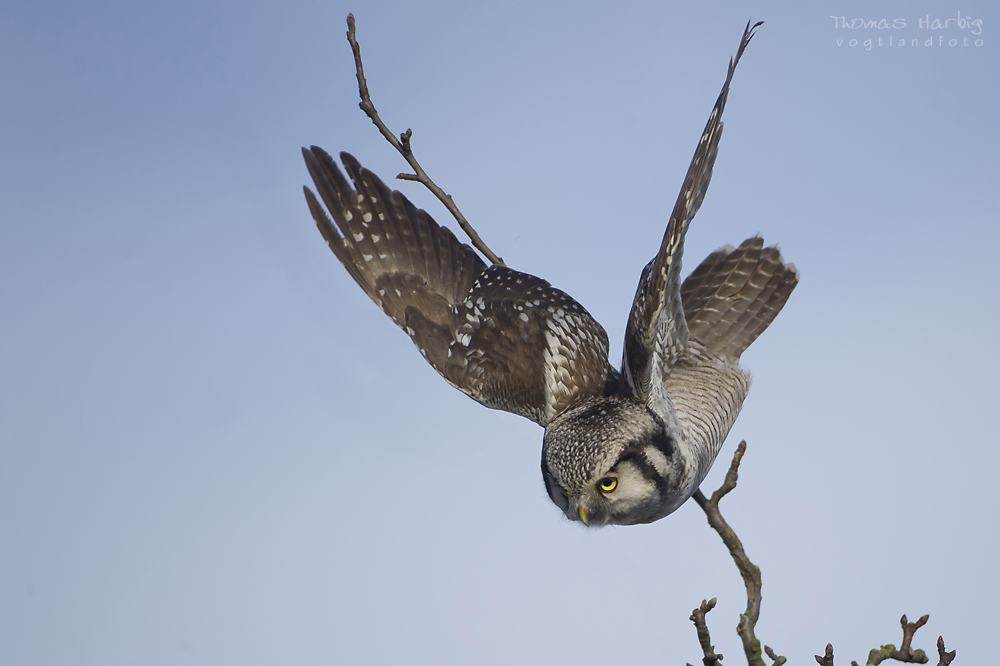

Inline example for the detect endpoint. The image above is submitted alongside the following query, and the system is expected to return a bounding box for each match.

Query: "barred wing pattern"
[621,20,762,402]
[680,237,799,361]
[302,147,616,426]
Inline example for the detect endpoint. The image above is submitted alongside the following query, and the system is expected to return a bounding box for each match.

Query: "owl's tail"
[680,237,798,360]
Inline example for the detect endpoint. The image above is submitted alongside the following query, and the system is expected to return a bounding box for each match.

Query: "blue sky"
[2,1,998,664]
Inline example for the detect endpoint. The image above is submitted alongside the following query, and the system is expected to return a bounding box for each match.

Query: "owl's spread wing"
[303,147,617,426]
[620,20,761,403]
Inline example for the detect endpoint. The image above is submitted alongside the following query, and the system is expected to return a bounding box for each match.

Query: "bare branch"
[936,637,955,666]
[815,644,834,666]
[764,645,787,666]
[693,441,776,666]
[692,441,952,666]
[689,597,723,666]
[863,614,931,665]
[345,14,504,266]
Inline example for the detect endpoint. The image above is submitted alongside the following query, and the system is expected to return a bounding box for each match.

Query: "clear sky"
[2,1,998,664]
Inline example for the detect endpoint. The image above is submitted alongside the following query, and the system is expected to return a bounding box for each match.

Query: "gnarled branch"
[692,441,782,666]
[691,442,953,666]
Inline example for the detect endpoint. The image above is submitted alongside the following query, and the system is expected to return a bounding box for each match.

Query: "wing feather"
[681,238,799,360]
[621,20,761,401]
[303,148,616,426]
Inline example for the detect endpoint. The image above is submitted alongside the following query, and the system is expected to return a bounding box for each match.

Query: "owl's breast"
[663,341,750,490]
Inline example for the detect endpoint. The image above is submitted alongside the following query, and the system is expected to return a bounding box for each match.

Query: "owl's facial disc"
[541,397,678,526]
[542,452,669,527]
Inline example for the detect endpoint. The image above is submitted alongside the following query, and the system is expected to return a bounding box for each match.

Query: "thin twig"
[848,615,951,666]
[764,645,787,666]
[816,644,835,666]
[935,637,955,666]
[693,441,779,666]
[345,14,504,266]
[689,597,723,666]
[861,614,931,665]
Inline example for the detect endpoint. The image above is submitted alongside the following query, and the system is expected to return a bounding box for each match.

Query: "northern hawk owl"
[301,21,797,527]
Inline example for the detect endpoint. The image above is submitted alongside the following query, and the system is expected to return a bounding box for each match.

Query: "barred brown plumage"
[304,146,619,426]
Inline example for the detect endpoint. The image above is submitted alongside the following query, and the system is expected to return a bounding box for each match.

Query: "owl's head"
[541,397,687,527]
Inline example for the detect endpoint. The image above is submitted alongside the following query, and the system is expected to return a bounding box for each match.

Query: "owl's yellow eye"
[560,487,569,497]
[598,478,618,492]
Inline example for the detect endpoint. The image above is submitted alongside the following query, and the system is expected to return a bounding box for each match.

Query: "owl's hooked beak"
[578,506,589,526]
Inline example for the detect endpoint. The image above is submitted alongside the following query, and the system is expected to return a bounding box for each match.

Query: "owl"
[301,21,797,527]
